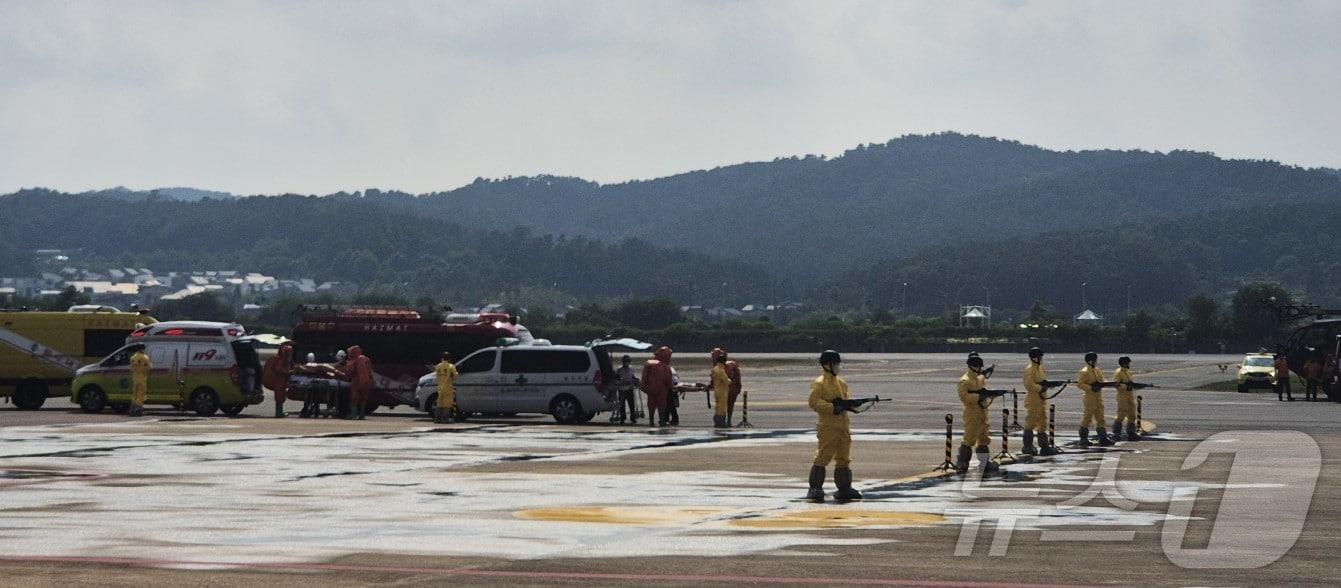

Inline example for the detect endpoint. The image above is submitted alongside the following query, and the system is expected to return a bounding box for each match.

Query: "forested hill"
[0,191,780,304]
[363,133,1341,276]
[813,199,1341,315]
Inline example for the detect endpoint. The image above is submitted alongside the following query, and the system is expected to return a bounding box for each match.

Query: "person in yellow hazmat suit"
[128,343,150,417]
[434,352,458,424]
[1077,351,1114,447]
[710,350,731,428]
[1113,356,1138,441]
[956,354,1000,474]
[806,349,861,503]
[1021,346,1060,456]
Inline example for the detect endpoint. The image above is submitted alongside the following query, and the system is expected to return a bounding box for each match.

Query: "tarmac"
[1,352,1337,586]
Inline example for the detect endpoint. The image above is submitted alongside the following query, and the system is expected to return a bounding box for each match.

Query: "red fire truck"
[288,306,533,412]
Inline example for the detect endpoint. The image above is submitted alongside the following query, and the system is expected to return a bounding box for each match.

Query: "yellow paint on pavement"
[514,506,731,527]
[732,509,944,529]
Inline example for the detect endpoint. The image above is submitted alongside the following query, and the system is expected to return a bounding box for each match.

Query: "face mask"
[827,364,841,375]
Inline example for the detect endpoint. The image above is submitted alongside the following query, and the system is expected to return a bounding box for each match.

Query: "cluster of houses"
[680,302,805,322]
[0,265,354,310]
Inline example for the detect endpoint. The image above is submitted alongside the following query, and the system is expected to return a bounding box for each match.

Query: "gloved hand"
[831,398,850,415]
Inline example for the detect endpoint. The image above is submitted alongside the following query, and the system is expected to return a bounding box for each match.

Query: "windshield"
[1244,357,1274,367]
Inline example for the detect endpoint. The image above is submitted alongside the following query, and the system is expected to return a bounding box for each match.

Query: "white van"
[413,340,649,424]
[71,321,264,416]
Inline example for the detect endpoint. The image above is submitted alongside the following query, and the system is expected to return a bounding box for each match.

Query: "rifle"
[973,389,1013,408]
[1038,379,1076,399]
[1091,381,1157,391]
[832,396,886,415]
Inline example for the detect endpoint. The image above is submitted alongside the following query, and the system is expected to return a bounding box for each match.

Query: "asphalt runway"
[2,353,1337,586]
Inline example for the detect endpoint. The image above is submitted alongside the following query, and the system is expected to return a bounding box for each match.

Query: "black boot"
[1097,427,1114,446]
[713,415,728,428]
[955,444,973,474]
[806,466,826,502]
[1022,429,1038,456]
[1078,427,1091,447]
[1125,421,1138,441]
[1113,418,1122,439]
[834,468,862,503]
[1039,432,1060,455]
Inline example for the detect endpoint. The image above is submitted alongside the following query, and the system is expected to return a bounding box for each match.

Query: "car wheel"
[363,403,378,416]
[79,386,107,413]
[425,394,438,415]
[550,394,583,424]
[221,404,245,417]
[1237,385,1248,393]
[190,388,220,416]
[578,411,597,423]
[13,379,48,410]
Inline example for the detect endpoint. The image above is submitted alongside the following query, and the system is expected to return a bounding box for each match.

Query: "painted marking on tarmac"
[0,424,1176,565]
[0,555,1095,587]
[731,509,945,529]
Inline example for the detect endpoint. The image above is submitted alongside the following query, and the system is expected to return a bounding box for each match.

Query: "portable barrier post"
[737,390,754,428]
[1010,391,1022,430]
[935,413,956,471]
[1048,404,1063,453]
[994,408,1015,461]
[1136,395,1143,437]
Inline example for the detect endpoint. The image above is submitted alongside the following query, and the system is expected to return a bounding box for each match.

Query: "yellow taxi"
[1236,353,1277,393]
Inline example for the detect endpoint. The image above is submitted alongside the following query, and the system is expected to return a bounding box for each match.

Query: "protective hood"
[654,346,672,363]
[347,346,363,359]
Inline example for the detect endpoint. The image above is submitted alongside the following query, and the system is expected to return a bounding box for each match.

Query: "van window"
[457,350,497,373]
[84,329,131,358]
[501,350,591,374]
[149,346,178,368]
[102,346,133,367]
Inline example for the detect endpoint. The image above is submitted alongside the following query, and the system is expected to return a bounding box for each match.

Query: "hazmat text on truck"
[0,308,151,409]
[288,306,534,411]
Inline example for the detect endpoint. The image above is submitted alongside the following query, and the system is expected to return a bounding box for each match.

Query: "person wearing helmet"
[1113,356,1138,441]
[434,352,458,424]
[612,355,639,424]
[1076,352,1113,447]
[1021,347,1056,455]
[640,347,674,427]
[806,350,861,503]
[263,342,294,418]
[127,343,150,417]
[1273,354,1293,401]
[343,346,374,420]
[725,352,743,424]
[710,349,731,428]
[956,354,998,473]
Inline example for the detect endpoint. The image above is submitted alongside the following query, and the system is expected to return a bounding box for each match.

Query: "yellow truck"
[0,309,151,409]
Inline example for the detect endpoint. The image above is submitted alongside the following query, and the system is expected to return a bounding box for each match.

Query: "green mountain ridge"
[0,191,781,305]
[5,133,1339,311]
[814,198,1341,315]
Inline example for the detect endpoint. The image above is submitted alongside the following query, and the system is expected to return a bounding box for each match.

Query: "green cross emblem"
[515,375,528,385]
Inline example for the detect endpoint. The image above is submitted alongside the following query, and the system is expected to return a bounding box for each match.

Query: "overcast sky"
[1,0,1338,195]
